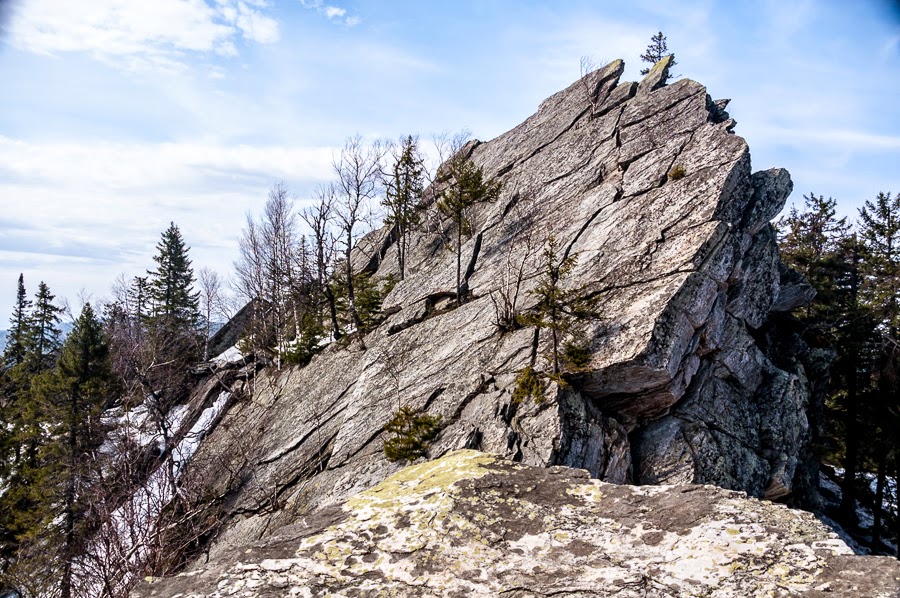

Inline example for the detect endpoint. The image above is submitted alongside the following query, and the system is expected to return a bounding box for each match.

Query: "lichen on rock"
[131,451,900,597]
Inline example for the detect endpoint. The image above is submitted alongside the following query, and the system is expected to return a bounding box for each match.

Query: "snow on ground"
[211,345,243,365]
[832,467,897,516]
[83,391,234,592]
[172,392,230,475]
[100,402,190,457]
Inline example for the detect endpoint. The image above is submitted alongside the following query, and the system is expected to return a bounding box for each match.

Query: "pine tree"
[777,193,851,322]
[828,235,879,526]
[639,31,677,78]
[519,235,599,375]
[147,222,200,333]
[3,274,32,369]
[383,135,425,280]
[45,303,115,598]
[26,281,64,374]
[437,155,501,305]
[856,191,900,548]
[129,275,150,326]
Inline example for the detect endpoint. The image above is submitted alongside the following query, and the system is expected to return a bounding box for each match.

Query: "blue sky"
[0,0,898,322]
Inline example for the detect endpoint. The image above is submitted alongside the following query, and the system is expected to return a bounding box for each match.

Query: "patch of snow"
[172,391,230,475]
[87,390,234,592]
[212,345,243,365]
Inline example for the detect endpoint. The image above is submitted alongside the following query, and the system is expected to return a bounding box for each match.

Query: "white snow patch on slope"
[212,345,243,365]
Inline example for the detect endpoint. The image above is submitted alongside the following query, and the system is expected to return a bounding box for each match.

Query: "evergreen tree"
[639,31,677,78]
[520,235,599,375]
[45,303,115,598]
[437,155,501,304]
[777,193,851,322]
[25,281,64,374]
[383,135,425,280]
[129,275,150,326]
[3,274,32,369]
[829,235,879,525]
[147,222,200,333]
[856,191,900,548]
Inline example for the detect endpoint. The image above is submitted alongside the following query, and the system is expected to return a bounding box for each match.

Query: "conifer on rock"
[383,135,425,280]
[437,155,501,304]
[639,31,676,80]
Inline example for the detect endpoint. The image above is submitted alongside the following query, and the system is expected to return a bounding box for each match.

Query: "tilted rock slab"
[132,451,900,597]
[175,57,829,562]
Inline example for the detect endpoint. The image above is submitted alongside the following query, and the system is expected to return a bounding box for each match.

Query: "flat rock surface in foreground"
[133,451,900,597]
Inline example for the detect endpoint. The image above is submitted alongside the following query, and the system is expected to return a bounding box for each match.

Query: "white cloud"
[751,125,900,151]
[299,0,360,27]
[235,1,280,43]
[7,0,279,71]
[0,136,336,311]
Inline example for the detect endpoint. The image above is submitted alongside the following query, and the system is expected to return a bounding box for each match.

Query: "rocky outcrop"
[133,451,900,597]
[166,58,827,563]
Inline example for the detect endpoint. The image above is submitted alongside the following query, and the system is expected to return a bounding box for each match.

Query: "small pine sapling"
[511,366,546,404]
[383,406,443,462]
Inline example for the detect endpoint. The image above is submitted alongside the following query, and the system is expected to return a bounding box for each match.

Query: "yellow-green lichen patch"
[565,481,604,504]
[346,450,502,513]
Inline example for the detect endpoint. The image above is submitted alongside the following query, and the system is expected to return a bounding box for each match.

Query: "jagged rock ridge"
[165,57,828,564]
[132,451,900,597]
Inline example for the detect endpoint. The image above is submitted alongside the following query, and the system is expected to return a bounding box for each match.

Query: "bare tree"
[234,183,302,368]
[333,135,385,332]
[198,268,226,360]
[490,189,541,331]
[301,183,339,335]
[579,55,600,115]
[373,338,417,411]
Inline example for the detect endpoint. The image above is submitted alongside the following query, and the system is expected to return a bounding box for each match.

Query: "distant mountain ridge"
[0,322,75,352]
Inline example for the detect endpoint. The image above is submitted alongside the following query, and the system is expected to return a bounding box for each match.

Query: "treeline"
[777,190,899,554]
[0,223,213,596]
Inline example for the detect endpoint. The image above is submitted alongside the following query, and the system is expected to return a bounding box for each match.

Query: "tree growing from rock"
[333,135,385,331]
[520,235,598,376]
[639,31,676,79]
[301,184,338,333]
[198,267,226,361]
[437,154,501,305]
[382,135,425,280]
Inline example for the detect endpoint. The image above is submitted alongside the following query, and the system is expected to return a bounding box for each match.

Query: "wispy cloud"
[6,0,279,72]
[0,136,336,308]
[752,126,900,151]
[299,0,360,27]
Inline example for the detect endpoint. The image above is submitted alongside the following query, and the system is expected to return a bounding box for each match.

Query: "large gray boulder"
[133,451,900,597]
[169,59,826,564]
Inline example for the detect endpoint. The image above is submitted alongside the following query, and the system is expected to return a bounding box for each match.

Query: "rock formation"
[132,451,900,597]
[154,57,832,567]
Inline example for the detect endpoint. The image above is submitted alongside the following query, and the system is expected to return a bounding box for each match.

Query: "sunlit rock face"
[164,57,829,565]
[132,451,900,597]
